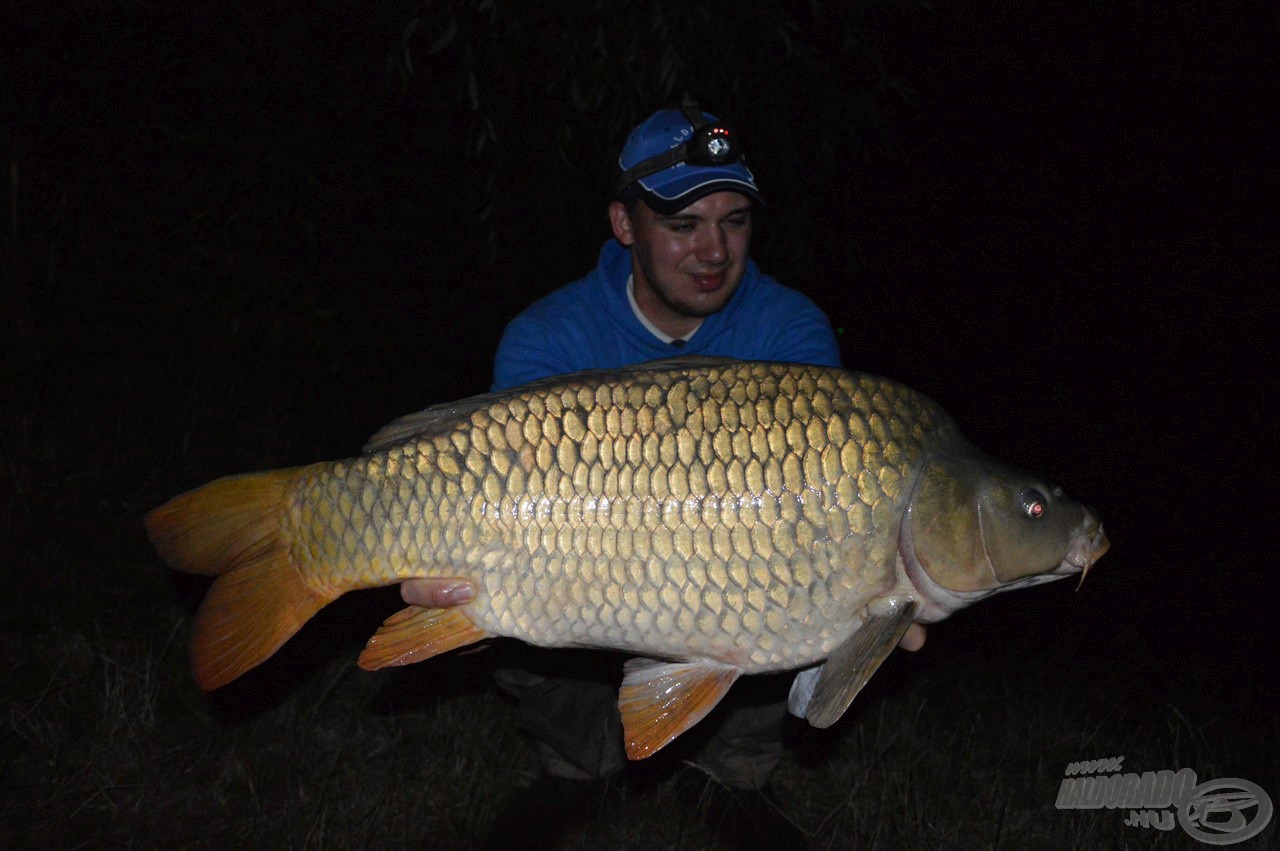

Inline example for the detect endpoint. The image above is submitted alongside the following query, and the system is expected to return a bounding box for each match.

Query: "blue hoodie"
[491,240,840,391]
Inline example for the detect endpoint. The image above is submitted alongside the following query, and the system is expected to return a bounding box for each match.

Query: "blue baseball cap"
[614,103,764,215]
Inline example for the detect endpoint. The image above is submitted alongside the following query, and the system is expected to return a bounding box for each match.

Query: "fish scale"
[145,357,1108,758]
[274,362,932,672]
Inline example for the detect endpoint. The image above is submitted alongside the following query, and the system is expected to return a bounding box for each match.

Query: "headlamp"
[614,98,743,197]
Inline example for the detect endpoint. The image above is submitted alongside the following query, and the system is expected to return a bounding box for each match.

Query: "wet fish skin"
[305,363,942,669]
[146,358,1108,757]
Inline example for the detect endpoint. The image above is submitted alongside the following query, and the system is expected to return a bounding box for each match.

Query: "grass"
[4,589,1269,850]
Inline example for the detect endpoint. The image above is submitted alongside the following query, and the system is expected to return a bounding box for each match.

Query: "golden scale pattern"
[290,362,955,672]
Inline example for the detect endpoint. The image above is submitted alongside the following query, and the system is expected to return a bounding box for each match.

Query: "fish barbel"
[146,358,1109,757]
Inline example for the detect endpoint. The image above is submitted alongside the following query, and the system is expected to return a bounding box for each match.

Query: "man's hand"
[898,623,926,651]
[401,578,475,608]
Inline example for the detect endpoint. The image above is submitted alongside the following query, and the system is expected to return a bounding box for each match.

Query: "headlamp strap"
[679,96,708,131]
[614,98,739,197]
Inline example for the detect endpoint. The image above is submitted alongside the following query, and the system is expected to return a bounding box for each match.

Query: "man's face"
[609,191,753,338]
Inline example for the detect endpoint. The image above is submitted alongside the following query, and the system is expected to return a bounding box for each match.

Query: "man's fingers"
[400,578,476,608]
[898,623,927,652]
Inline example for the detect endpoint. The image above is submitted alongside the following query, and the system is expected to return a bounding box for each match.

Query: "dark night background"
[4,1,1277,847]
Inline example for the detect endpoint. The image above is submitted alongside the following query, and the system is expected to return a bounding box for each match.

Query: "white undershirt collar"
[626,274,702,346]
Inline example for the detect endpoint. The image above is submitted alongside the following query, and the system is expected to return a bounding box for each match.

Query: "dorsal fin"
[362,356,745,454]
[363,396,505,453]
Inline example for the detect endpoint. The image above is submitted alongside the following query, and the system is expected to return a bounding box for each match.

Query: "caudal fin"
[145,467,338,690]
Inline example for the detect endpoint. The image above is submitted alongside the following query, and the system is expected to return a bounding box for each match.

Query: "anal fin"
[618,658,740,760]
[358,606,489,670]
[802,596,917,728]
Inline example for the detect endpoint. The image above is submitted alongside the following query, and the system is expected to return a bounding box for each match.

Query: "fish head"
[900,448,1110,617]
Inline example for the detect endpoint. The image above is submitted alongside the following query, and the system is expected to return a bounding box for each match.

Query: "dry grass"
[5,595,1267,850]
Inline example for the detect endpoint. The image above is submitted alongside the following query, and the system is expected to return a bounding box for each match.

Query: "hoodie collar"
[594,239,755,354]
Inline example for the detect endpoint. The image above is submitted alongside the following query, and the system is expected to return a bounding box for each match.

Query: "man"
[404,102,925,849]
[487,102,838,388]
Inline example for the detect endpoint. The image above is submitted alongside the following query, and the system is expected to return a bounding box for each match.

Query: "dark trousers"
[494,652,789,790]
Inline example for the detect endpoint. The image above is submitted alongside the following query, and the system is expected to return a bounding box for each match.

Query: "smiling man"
[405,102,921,850]
[613,191,751,338]
[488,101,840,392]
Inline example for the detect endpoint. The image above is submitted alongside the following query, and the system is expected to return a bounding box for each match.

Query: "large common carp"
[146,358,1108,758]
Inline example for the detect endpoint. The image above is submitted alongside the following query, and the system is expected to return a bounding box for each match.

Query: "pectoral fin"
[358,606,489,670]
[618,658,740,760]
[801,596,918,729]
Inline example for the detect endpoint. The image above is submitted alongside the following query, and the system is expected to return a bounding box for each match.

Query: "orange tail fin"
[145,466,337,690]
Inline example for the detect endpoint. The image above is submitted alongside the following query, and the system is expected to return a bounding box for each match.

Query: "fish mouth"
[1061,518,1110,590]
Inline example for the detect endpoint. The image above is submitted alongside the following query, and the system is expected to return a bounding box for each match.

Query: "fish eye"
[1021,489,1047,519]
